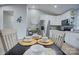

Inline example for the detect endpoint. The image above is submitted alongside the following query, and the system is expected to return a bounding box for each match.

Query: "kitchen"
[0,4,79,55]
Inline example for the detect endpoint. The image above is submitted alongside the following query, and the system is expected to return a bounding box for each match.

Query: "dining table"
[5,37,65,55]
[5,44,65,55]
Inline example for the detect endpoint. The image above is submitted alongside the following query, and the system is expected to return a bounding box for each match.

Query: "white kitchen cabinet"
[40,10,75,26]
[62,10,74,20]
[50,16,62,25]
[50,16,55,25]
[40,14,63,26]
[56,16,62,25]
[61,14,65,20]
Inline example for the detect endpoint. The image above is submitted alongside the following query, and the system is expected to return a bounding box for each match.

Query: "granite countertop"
[5,44,65,55]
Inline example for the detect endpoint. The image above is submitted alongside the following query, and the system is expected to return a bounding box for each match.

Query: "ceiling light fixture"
[54,5,57,8]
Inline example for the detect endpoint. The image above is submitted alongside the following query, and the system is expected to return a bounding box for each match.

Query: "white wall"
[0,7,3,29]
[0,5,78,39]
[27,8,41,28]
[1,5,27,39]
[0,5,42,40]
[75,10,79,30]
[30,9,40,25]
[3,11,13,29]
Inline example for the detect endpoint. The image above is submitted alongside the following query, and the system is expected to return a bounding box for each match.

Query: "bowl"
[23,36,32,42]
[32,33,41,39]
[29,44,45,54]
[41,37,48,42]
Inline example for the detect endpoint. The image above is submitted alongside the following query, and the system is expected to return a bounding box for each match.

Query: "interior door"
[3,11,14,29]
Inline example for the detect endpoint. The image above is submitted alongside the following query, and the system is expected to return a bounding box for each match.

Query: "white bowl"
[42,37,48,42]
[30,44,45,54]
[23,36,32,41]
[32,34,41,38]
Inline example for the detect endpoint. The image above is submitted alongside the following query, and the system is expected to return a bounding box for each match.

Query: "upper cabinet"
[55,15,62,25]
[40,14,60,25]
[50,15,62,25]
[63,11,72,20]
[50,16,61,25]
[50,10,76,26]
[28,8,76,26]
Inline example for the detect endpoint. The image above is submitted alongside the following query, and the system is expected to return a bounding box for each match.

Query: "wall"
[27,8,41,28]
[0,7,3,29]
[30,9,40,25]
[3,11,13,29]
[0,5,42,40]
[26,7,75,29]
[0,5,78,39]
[75,10,79,30]
[1,5,27,39]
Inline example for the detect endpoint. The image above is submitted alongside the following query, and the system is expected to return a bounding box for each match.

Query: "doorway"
[3,11,14,29]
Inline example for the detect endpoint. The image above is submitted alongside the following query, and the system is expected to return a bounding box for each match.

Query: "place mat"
[38,39,54,45]
[18,39,37,46]
[23,48,57,55]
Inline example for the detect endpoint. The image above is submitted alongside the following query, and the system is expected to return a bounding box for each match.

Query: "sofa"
[50,30,79,55]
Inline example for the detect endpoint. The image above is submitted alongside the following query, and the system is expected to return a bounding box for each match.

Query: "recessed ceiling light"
[54,5,57,8]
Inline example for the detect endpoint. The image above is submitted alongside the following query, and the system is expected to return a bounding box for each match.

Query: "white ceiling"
[27,4,79,15]
[0,4,79,15]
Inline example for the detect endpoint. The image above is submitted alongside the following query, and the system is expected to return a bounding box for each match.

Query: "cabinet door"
[56,16,61,25]
[61,14,65,20]
[50,16,55,25]
[65,12,71,19]
[51,16,61,25]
